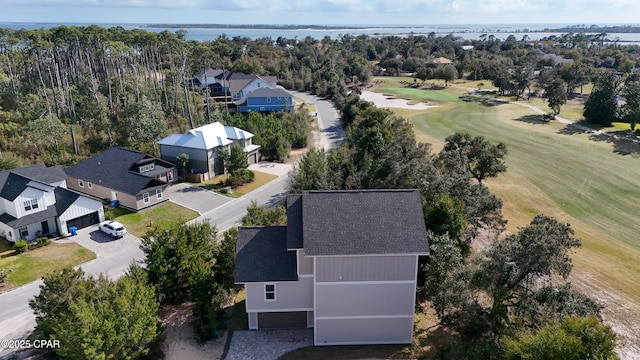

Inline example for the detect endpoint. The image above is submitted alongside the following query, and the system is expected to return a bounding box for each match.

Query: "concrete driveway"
[59,225,142,258]
[166,183,232,215]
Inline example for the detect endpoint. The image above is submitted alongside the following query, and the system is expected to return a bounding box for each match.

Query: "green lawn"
[106,202,199,237]
[357,83,640,343]
[0,242,95,290]
[194,170,278,198]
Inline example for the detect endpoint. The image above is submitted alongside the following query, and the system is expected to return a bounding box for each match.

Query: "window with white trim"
[266,97,271,103]
[149,163,155,171]
[88,182,93,189]
[265,284,276,301]
[156,188,162,199]
[78,179,84,187]
[143,192,150,204]
[167,171,174,182]
[19,227,28,238]
[23,199,38,212]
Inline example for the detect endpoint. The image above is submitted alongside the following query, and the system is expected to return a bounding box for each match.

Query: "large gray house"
[235,189,429,345]
[157,122,260,178]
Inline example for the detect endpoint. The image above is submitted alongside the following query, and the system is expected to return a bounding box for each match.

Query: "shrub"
[226,169,255,187]
[13,240,28,254]
[36,237,51,248]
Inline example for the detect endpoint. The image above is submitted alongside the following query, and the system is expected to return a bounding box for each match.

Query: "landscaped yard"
[193,170,278,198]
[0,241,95,291]
[105,202,199,237]
[367,76,640,354]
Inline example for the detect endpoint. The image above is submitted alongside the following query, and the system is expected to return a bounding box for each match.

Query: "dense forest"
[0,25,639,168]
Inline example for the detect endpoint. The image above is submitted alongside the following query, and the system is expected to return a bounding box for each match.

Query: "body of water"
[1,22,640,44]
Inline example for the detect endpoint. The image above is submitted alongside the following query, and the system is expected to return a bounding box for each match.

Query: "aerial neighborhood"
[0,20,637,360]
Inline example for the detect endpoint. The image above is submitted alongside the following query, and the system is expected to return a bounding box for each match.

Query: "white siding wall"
[237,79,270,101]
[0,197,17,218]
[244,277,313,312]
[0,222,16,241]
[315,255,417,282]
[58,196,104,235]
[14,187,47,219]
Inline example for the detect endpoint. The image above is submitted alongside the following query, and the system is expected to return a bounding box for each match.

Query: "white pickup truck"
[98,220,127,238]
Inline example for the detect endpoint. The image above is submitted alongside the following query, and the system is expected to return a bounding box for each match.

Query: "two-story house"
[0,164,104,242]
[235,189,430,345]
[158,122,260,178]
[64,147,177,211]
[237,88,295,113]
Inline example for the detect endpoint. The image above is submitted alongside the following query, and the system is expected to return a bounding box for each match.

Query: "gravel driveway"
[167,183,232,214]
[225,329,313,360]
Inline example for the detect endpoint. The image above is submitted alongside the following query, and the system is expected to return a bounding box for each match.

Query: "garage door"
[67,211,99,230]
[248,153,257,164]
[258,312,307,329]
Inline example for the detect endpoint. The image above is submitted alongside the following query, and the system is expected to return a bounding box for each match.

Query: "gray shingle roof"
[12,164,67,184]
[235,226,298,283]
[64,147,169,196]
[301,190,430,256]
[0,205,57,228]
[245,87,292,98]
[0,164,66,201]
[286,194,303,249]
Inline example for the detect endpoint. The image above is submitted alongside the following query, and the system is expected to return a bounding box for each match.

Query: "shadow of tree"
[514,114,549,125]
[588,132,640,156]
[557,124,589,135]
[459,95,508,107]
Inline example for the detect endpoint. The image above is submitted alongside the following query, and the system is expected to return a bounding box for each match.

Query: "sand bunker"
[360,90,437,110]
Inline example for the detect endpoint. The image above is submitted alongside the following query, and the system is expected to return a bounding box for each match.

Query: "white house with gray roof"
[235,189,429,345]
[0,164,104,242]
[158,122,260,177]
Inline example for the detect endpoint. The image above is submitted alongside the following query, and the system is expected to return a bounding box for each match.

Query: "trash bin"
[111,199,119,208]
[69,226,77,236]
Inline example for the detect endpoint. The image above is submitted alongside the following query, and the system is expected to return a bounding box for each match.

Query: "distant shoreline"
[143,24,415,30]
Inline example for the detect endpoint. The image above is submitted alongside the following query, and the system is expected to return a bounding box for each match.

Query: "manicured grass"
[362,84,640,344]
[109,202,199,237]
[195,170,278,198]
[0,242,95,290]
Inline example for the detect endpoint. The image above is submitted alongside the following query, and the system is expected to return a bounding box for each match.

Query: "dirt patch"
[161,302,227,360]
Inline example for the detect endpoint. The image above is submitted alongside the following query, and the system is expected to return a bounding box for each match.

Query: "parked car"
[98,220,127,238]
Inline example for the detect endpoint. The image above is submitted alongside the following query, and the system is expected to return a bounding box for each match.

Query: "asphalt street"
[0,92,343,359]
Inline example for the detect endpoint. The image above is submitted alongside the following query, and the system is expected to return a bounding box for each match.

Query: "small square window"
[139,166,145,173]
[78,179,84,188]
[267,97,271,103]
[265,284,276,301]
[149,163,155,171]
[88,182,93,189]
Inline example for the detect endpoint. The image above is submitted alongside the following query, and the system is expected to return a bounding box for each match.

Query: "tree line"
[288,92,617,358]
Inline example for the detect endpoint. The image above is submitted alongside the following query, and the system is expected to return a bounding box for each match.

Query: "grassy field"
[0,242,95,290]
[105,202,199,237]
[366,77,640,352]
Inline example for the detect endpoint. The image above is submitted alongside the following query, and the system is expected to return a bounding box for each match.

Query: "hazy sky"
[1,0,639,25]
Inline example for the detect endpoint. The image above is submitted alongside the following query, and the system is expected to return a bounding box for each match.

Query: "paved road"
[0,93,343,359]
[290,91,345,152]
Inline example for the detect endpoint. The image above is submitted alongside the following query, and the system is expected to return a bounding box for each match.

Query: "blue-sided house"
[237,88,295,113]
